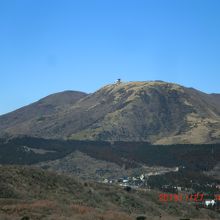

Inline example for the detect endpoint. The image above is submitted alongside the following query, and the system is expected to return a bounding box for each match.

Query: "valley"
[0,137,220,219]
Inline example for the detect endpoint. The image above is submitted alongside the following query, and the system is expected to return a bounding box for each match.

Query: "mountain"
[0,81,220,144]
[0,90,87,137]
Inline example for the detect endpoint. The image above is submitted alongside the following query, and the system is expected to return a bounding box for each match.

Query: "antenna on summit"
[116,78,122,85]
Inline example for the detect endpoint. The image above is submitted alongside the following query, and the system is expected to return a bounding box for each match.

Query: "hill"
[0,165,219,220]
[0,90,87,138]
[0,136,220,194]
[0,81,220,144]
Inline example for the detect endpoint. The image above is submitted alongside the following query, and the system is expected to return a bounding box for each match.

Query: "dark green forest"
[0,137,219,171]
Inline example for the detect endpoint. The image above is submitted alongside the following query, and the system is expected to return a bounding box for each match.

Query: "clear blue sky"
[0,0,220,115]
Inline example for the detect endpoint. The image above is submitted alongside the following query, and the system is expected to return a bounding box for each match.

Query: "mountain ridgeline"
[1,81,220,144]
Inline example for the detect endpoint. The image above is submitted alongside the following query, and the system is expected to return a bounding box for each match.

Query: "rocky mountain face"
[0,81,220,144]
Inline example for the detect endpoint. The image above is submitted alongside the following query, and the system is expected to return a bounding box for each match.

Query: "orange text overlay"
[159,193,220,202]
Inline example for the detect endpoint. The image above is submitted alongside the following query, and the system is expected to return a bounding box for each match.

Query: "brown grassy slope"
[0,90,87,134]
[0,81,220,144]
[0,166,219,220]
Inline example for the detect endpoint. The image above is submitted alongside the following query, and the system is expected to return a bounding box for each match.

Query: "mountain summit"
[1,81,220,144]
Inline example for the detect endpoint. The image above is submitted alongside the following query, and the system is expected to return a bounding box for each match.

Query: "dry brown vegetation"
[1,81,220,144]
[0,166,219,220]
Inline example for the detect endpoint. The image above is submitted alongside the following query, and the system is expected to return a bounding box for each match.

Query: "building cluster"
[101,172,220,211]
[102,173,148,189]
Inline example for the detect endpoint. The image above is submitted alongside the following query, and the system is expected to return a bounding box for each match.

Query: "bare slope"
[0,90,87,137]
[0,81,220,144]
